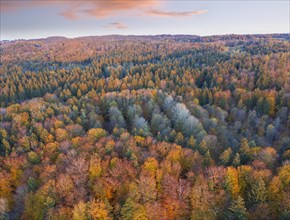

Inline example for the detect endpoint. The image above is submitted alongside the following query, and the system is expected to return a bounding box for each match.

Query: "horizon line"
[1,32,289,42]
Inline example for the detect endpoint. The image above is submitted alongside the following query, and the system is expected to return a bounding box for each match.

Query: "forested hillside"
[0,34,289,219]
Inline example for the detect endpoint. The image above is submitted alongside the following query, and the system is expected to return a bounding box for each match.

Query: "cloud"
[103,22,128,29]
[83,0,156,18]
[1,1,65,11]
[59,9,79,20]
[1,1,206,20]
[1,0,157,19]
[147,9,208,17]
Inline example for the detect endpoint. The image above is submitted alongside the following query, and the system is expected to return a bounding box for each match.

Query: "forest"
[0,34,289,219]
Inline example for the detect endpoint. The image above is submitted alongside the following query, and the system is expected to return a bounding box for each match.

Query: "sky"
[1,0,289,40]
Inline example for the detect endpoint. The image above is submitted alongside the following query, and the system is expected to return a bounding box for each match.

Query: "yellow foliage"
[105,140,115,149]
[89,156,102,181]
[226,167,240,198]
[9,167,22,187]
[54,120,64,129]
[88,128,107,142]
[166,145,182,162]
[269,176,282,197]
[44,142,58,154]
[89,199,111,220]
[55,128,68,142]
[278,164,290,186]
[134,136,145,146]
[72,137,82,148]
[143,157,158,175]
[72,201,87,220]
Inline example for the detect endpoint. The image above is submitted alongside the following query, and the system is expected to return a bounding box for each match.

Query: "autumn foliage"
[0,34,289,219]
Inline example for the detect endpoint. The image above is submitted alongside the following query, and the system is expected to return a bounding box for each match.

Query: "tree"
[198,139,208,155]
[278,164,290,187]
[132,116,150,137]
[220,148,233,166]
[40,128,53,144]
[56,174,74,206]
[227,196,247,220]
[161,174,191,219]
[150,113,170,136]
[186,136,196,149]
[109,106,126,129]
[55,128,68,142]
[232,153,241,167]
[239,138,251,164]
[203,150,214,167]
[88,128,107,142]
[77,89,82,98]
[175,132,185,146]
[268,176,285,216]
[182,115,201,137]
[136,172,157,203]
[28,151,40,164]
[225,167,240,198]
[142,157,158,176]
[23,192,46,220]
[120,198,148,220]
[169,130,177,142]
[190,176,217,219]
[247,178,267,206]
[266,124,276,143]
[0,129,9,156]
[258,147,277,168]
[72,201,88,220]
[89,155,102,182]
[80,109,89,130]
[131,205,148,220]
[89,199,112,220]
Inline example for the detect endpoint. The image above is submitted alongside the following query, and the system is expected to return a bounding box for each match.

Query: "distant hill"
[1,33,289,65]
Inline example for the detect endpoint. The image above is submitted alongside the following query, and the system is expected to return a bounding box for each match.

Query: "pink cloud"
[147,9,208,17]
[1,1,207,20]
[59,9,79,20]
[1,0,157,19]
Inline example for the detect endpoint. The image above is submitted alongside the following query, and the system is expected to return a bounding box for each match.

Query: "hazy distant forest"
[0,34,289,220]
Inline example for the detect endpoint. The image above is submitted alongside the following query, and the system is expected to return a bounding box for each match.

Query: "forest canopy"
[0,34,289,219]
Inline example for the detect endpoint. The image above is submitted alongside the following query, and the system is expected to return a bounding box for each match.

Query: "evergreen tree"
[220,148,233,166]
[175,132,185,146]
[232,153,241,167]
[247,179,267,206]
[198,139,208,155]
[203,150,213,167]
[186,136,196,149]
[227,196,247,220]
[239,138,251,164]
